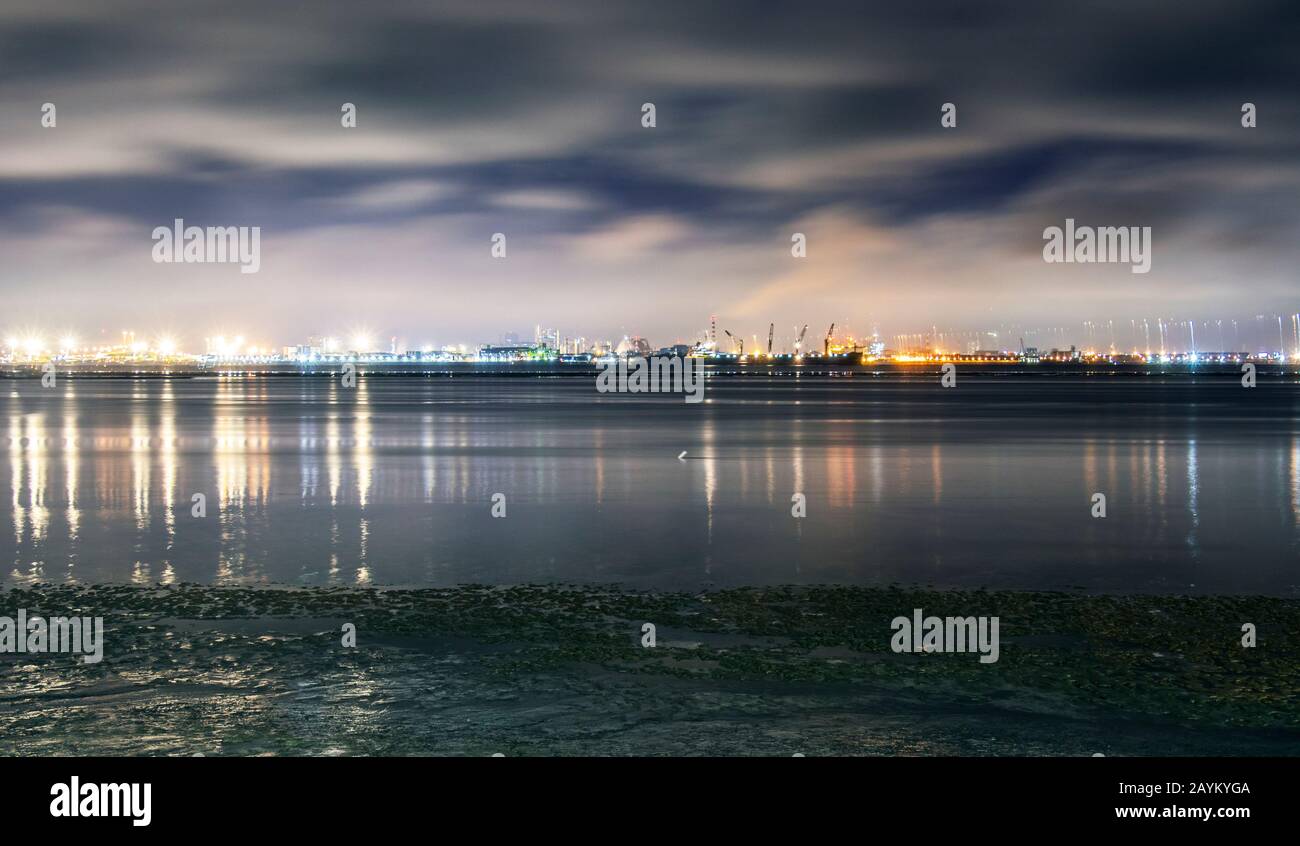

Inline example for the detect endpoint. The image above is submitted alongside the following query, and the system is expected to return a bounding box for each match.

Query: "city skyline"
[6,310,1300,360]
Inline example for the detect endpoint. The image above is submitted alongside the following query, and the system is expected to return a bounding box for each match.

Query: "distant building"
[534,326,559,349]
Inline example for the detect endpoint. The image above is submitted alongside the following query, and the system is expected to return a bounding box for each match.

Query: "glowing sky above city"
[1,0,1298,350]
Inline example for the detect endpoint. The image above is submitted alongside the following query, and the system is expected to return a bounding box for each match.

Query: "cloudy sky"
[1,0,1298,351]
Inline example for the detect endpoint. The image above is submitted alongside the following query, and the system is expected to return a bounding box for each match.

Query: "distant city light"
[1,320,1295,368]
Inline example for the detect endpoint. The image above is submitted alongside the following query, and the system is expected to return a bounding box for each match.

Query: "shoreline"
[4,361,1299,379]
[3,582,1296,755]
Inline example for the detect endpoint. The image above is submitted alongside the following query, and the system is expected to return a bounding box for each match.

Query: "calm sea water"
[4,373,1299,594]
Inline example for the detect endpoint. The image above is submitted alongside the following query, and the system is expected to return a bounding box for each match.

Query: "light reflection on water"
[1,375,1298,594]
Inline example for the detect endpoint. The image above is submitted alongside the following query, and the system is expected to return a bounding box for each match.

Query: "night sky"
[1,0,1298,350]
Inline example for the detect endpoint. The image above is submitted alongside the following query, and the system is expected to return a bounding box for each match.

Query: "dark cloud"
[866,137,1218,224]
[0,21,148,80]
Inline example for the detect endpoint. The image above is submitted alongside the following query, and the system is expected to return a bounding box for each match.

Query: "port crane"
[767,323,774,357]
[723,329,743,357]
[824,323,835,356]
[794,324,808,355]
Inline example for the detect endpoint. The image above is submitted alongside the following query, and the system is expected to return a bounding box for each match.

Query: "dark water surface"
[4,373,1300,594]
[2,376,1300,595]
